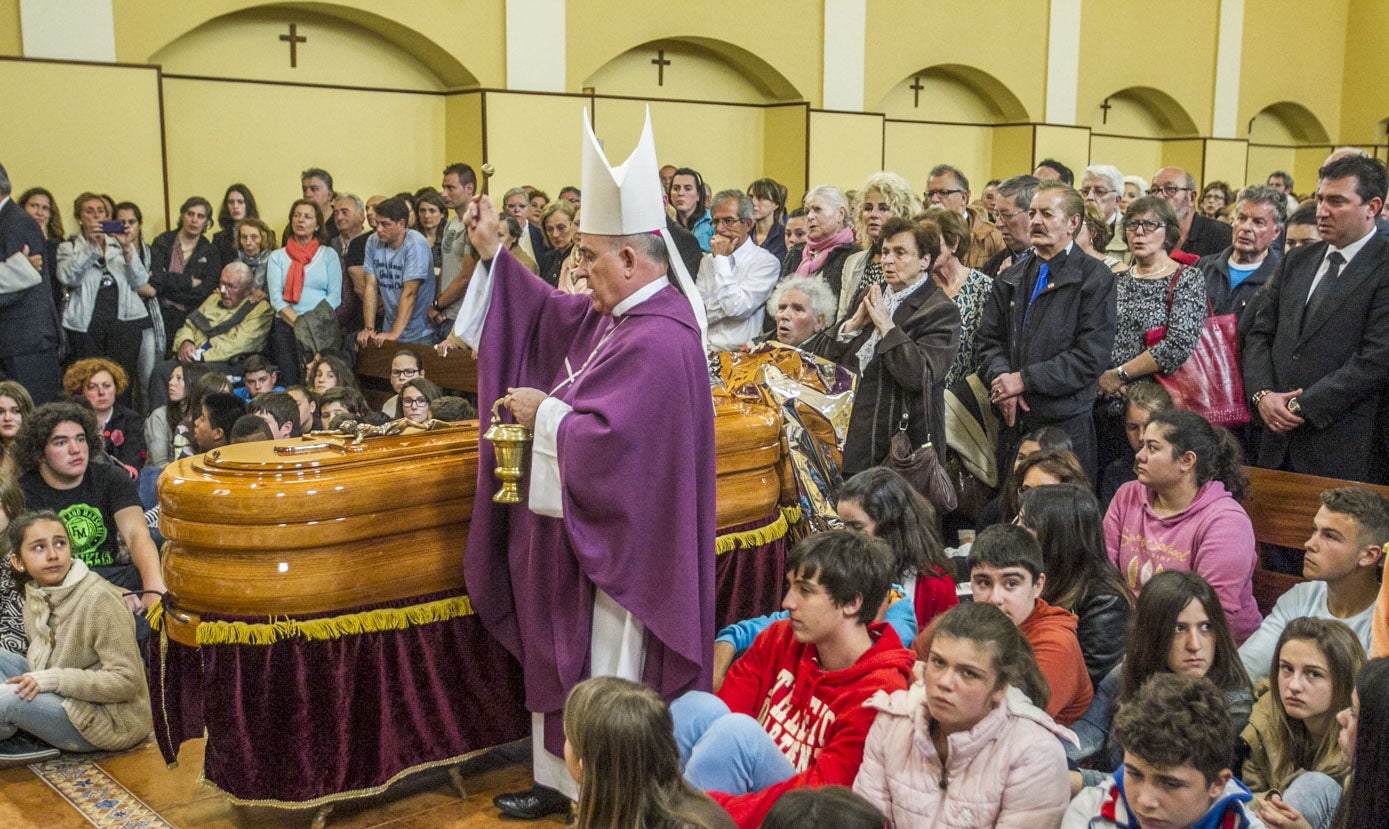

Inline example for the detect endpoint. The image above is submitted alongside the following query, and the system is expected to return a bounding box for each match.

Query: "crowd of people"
[3,142,1389,829]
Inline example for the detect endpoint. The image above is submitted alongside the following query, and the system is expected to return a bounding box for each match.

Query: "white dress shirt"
[694,235,781,351]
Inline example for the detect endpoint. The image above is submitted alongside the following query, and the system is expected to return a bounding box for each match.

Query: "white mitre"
[581,108,709,351]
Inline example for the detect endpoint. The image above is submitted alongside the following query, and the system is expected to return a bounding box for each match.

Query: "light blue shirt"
[365,229,435,343]
[267,246,342,315]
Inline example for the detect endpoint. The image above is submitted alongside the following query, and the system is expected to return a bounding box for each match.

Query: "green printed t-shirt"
[19,463,140,568]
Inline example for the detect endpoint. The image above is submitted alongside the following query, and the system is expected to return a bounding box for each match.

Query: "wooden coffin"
[158,401,786,645]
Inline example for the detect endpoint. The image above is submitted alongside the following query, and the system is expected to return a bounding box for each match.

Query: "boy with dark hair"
[965,523,1092,724]
[1245,487,1386,677]
[194,392,247,452]
[229,414,273,443]
[236,354,283,401]
[670,530,915,828]
[1063,673,1262,829]
[248,391,302,439]
[430,396,477,422]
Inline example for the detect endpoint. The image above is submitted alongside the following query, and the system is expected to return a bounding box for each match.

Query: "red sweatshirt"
[1019,597,1093,726]
[709,619,915,828]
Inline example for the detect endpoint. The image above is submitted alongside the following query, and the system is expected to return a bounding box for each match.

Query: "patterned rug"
[28,753,175,829]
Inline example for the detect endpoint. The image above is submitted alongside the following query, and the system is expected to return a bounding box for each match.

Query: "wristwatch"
[1251,389,1272,407]
[1116,365,1132,383]
[1287,397,1303,417]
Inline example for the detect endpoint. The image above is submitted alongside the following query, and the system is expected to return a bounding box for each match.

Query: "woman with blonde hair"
[838,172,919,322]
[783,186,861,321]
[564,676,734,829]
[63,358,144,474]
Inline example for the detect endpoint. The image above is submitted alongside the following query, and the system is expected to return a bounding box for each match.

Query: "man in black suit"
[1151,166,1232,258]
[977,184,1118,480]
[0,162,62,403]
[1244,154,1389,485]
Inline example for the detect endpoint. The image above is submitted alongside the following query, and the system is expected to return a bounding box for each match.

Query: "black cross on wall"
[280,23,307,68]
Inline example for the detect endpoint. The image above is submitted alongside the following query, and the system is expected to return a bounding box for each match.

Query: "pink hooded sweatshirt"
[853,677,1074,828]
[1104,479,1262,642]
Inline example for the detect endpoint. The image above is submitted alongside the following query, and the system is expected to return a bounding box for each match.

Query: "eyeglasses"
[1146,185,1192,197]
[1125,220,1167,235]
[995,208,1027,222]
[712,216,747,227]
[925,189,964,200]
[402,396,429,408]
[390,368,420,378]
[1079,187,1114,197]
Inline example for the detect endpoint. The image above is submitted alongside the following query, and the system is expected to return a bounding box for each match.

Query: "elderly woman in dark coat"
[816,217,960,476]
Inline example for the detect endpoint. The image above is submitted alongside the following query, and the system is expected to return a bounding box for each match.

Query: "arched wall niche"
[1247,101,1332,145]
[878,64,1029,123]
[581,37,801,104]
[1086,86,1200,138]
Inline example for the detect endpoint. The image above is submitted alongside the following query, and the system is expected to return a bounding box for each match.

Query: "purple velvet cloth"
[148,590,528,804]
[465,248,718,756]
[713,514,792,628]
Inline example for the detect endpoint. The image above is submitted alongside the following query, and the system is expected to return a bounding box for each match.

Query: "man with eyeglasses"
[1245,153,1389,486]
[1080,164,1130,265]
[379,349,424,419]
[982,175,1041,277]
[977,184,1117,480]
[147,261,272,408]
[694,189,780,351]
[1149,167,1232,258]
[924,164,1004,270]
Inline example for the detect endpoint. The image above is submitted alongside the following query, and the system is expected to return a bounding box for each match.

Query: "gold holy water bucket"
[483,397,532,503]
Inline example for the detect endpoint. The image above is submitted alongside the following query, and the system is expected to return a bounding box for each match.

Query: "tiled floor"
[0,738,569,828]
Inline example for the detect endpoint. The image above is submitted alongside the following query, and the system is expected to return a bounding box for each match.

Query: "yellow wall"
[1340,0,1389,144]
[601,99,767,195]
[1202,140,1249,189]
[1239,0,1345,143]
[1077,0,1216,136]
[1161,140,1207,181]
[884,122,992,197]
[864,0,1046,120]
[162,77,445,233]
[763,104,808,204]
[566,0,815,102]
[1089,136,1163,185]
[582,40,775,104]
[808,112,883,191]
[991,126,1034,181]
[1033,125,1090,180]
[483,93,590,197]
[444,92,485,178]
[0,0,21,56]
[0,59,166,230]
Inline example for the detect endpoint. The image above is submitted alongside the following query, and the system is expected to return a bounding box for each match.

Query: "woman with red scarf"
[781,185,861,327]
[266,199,342,385]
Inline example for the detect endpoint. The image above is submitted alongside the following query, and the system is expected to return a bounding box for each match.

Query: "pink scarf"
[795,226,856,277]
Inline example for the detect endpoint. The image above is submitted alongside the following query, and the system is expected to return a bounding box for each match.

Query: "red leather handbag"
[1143,273,1251,427]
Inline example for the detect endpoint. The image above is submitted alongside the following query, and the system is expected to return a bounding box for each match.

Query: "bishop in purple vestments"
[452,198,717,805]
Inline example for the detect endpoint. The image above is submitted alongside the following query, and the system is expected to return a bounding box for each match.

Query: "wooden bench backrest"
[354,342,478,409]
[1242,466,1389,615]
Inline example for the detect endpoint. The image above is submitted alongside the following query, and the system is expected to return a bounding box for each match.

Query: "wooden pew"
[1242,466,1389,615]
[354,341,479,409]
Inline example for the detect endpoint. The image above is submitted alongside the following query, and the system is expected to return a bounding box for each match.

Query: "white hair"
[1123,175,1148,194]
[767,277,836,328]
[1083,165,1124,195]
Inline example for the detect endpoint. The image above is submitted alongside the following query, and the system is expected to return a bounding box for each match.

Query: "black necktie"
[1303,251,1345,332]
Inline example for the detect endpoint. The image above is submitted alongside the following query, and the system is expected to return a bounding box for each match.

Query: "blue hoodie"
[1061,766,1265,829]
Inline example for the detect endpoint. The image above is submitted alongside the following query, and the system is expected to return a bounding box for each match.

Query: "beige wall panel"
[1246,146,1296,190]
[162,77,444,234]
[0,60,166,231]
[991,126,1033,181]
[593,98,765,196]
[483,92,591,197]
[763,104,808,205]
[0,0,21,56]
[1090,136,1164,184]
[808,111,883,191]
[1161,140,1207,181]
[883,122,993,198]
[444,92,485,173]
[1033,125,1090,179]
[1202,140,1250,190]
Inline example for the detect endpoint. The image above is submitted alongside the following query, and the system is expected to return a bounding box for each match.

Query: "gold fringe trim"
[715,505,803,556]
[146,600,165,631]
[193,595,475,647]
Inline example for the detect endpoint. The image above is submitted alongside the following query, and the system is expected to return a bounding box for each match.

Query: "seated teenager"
[193,392,247,453]
[1105,408,1261,643]
[712,467,955,689]
[1069,570,1253,785]
[398,377,442,424]
[1063,673,1262,829]
[563,677,734,829]
[954,523,1093,725]
[0,511,151,767]
[1098,382,1173,508]
[1240,619,1363,828]
[670,530,914,829]
[247,391,302,440]
[15,403,164,611]
[1017,483,1134,688]
[284,385,318,434]
[976,426,1074,530]
[855,601,1074,827]
[234,354,284,402]
[1241,488,1385,682]
[229,414,274,444]
[380,349,424,418]
[760,786,886,829]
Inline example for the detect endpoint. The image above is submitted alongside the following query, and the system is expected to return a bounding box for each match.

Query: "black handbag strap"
[896,362,939,447]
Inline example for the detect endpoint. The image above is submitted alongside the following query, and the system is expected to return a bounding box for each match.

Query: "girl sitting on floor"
[0,511,150,767]
[1242,618,1364,829]
[564,676,734,829]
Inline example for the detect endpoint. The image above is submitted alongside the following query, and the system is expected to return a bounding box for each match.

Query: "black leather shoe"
[493,784,572,820]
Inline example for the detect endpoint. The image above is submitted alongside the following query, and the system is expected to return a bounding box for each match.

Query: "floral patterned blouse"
[946,268,994,388]
[1106,264,1207,412]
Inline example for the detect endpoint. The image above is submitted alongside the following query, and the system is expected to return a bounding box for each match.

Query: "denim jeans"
[670,691,797,795]
[1283,771,1343,829]
[0,648,97,752]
